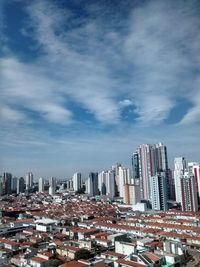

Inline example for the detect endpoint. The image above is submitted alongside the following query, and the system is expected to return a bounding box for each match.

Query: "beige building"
[123,184,140,205]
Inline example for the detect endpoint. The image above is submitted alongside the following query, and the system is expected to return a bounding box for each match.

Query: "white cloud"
[2,0,199,126]
[1,0,200,177]
[119,99,133,107]
[124,0,200,124]
[1,57,73,125]
[0,105,26,122]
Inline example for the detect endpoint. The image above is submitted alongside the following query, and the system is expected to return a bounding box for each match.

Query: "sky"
[1,0,200,179]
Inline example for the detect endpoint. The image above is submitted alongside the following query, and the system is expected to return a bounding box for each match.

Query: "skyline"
[1,0,200,178]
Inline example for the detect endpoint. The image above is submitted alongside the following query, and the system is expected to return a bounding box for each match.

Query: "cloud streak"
[1,0,200,177]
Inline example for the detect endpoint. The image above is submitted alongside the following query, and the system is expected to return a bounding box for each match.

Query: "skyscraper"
[3,173,12,195]
[188,162,200,202]
[111,163,122,197]
[49,177,56,195]
[180,171,198,212]
[118,166,132,198]
[39,177,44,193]
[17,177,25,194]
[86,172,98,196]
[72,172,82,192]
[12,177,18,192]
[150,172,168,211]
[174,157,187,203]
[133,143,169,201]
[131,152,139,180]
[98,170,115,197]
[124,184,140,205]
[25,172,33,191]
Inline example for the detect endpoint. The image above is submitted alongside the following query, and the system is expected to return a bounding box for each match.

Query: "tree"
[75,186,86,195]
[48,259,62,267]
[74,248,92,260]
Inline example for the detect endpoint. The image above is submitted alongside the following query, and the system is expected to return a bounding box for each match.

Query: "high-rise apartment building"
[131,152,140,180]
[118,166,132,198]
[49,177,56,195]
[17,177,25,194]
[3,173,12,195]
[25,172,33,191]
[174,157,187,203]
[180,172,198,212]
[72,172,82,192]
[124,183,140,205]
[111,163,122,197]
[98,170,115,198]
[133,142,169,201]
[188,162,200,202]
[86,172,98,196]
[12,177,18,192]
[150,172,168,211]
[39,177,44,193]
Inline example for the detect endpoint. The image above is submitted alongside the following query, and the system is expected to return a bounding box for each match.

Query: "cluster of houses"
[0,193,200,266]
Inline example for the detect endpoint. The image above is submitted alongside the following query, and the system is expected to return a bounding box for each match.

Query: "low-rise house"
[115,240,136,256]
[30,256,49,267]
[56,245,80,259]
[35,218,58,232]
[0,238,20,251]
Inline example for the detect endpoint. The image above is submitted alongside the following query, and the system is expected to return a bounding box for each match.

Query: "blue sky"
[1,0,200,179]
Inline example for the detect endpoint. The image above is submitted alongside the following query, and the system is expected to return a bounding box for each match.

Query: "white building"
[39,177,44,193]
[25,172,33,191]
[133,143,169,201]
[118,167,132,198]
[174,157,187,203]
[49,177,56,195]
[72,172,82,191]
[86,172,98,196]
[98,170,115,197]
[36,218,57,232]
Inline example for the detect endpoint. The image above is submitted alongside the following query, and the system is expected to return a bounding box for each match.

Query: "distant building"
[180,171,198,212]
[167,168,175,200]
[11,177,18,192]
[131,152,139,180]
[150,172,168,211]
[86,172,98,196]
[66,179,73,191]
[3,172,12,195]
[17,177,25,194]
[49,177,56,195]
[25,172,33,191]
[123,183,140,205]
[188,162,200,203]
[98,170,115,197]
[118,167,132,198]
[133,143,169,201]
[174,157,187,203]
[39,177,44,193]
[72,172,82,192]
[111,163,122,197]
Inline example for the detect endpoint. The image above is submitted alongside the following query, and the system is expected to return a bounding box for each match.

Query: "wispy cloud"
[1,0,200,126]
[1,0,200,176]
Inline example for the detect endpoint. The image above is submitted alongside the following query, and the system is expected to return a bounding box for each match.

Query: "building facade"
[72,172,82,192]
[150,172,168,211]
[39,177,44,193]
[180,172,198,212]
[174,157,187,203]
[133,143,169,201]
[25,172,33,191]
[86,172,99,196]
